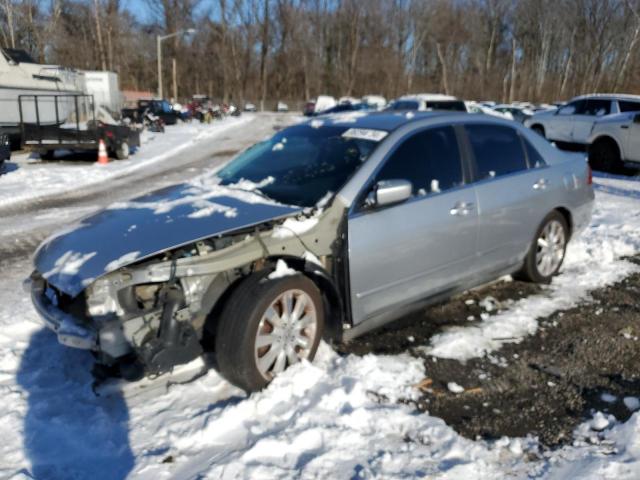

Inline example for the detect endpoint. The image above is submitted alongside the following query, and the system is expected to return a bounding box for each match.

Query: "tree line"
[2,0,640,106]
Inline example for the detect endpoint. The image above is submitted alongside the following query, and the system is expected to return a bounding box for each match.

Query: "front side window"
[217,124,381,207]
[619,100,640,113]
[374,126,463,197]
[465,124,528,180]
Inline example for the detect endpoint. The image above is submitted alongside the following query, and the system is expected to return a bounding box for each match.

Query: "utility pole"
[156,29,196,99]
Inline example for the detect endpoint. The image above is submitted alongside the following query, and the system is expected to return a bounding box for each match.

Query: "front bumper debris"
[30,276,97,350]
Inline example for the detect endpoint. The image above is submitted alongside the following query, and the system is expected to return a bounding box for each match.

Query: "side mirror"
[368,179,412,207]
[634,113,640,124]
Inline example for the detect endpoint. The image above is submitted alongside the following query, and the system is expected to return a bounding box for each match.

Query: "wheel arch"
[553,206,573,238]
[202,255,345,347]
[530,123,546,136]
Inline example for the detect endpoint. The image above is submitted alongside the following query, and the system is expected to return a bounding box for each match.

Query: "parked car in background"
[491,104,534,123]
[304,95,337,116]
[387,94,468,112]
[588,110,640,172]
[276,101,289,112]
[244,103,257,112]
[361,95,387,110]
[524,94,640,146]
[122,99,180,126]
[28,111,593,392]
[465,101,512,119]
[313,102,368,115]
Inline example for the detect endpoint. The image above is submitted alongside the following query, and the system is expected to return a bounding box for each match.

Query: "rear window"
[619,100,640,113]
[465,124,528,180]
[426,101,467,112]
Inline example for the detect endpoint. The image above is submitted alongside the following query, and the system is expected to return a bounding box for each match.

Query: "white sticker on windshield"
[341,128,388,142]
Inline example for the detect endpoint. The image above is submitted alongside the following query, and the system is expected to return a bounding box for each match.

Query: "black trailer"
[0,129,9,172]
[19,94,140,160]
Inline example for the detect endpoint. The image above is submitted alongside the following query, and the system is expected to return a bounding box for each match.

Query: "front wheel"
[215,270,324,392]
[516,211,568,284]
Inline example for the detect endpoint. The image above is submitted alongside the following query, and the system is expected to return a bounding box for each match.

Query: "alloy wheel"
[254,289,318,380]
[535,219,566,277]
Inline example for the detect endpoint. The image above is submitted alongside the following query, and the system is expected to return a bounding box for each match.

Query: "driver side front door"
[347,126,479,325]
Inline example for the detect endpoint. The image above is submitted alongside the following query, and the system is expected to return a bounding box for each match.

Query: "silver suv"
[28,112,594,392]
[525,94,640,146]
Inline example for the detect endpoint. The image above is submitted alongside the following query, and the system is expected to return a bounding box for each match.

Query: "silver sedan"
[29,111,594,392]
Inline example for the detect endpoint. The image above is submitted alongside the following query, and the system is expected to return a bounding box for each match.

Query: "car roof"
[304,110,451,131]
[571,93,640,102]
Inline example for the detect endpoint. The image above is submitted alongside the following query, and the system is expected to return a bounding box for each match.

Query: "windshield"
[217,124,382,207]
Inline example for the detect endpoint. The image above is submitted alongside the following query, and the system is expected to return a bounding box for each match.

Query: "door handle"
[533,178,548,190]
[450,201,474,216]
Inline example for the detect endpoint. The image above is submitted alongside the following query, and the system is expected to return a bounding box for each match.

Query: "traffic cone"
[97,139,109,164]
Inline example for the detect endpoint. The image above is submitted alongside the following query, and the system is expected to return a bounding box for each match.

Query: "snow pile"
[268,259,297,279]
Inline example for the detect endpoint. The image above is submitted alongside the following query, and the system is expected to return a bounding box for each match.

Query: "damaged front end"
[28,196,346,385]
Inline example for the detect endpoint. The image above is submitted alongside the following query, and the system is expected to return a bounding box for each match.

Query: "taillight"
[587,165,593,185]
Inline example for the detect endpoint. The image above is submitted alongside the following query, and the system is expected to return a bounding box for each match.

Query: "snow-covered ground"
[2,152,640,478]
[0,115,252,212]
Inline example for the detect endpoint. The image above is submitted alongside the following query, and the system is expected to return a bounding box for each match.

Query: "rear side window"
[465,124,528,180]
[584,99,611,116]
[376,126,463,196]
[619,100,640,113]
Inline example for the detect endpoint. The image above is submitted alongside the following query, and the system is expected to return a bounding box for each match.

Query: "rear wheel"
[589,138,622,173]
[115,141,130,160]
[215,270,324,392]
[516,211,568,284]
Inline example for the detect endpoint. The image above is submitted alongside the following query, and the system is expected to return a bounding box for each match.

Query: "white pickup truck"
[525,94,640,172]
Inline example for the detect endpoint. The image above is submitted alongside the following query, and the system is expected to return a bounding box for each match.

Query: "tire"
[516,211,569,284]
[532,125,546,138]
[589,138,622,173]
[40,150,56,160]
[115,141,130,160]
[215,270,325,392]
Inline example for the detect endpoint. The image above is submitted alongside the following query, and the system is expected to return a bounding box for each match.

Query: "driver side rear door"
[347,126,479,325]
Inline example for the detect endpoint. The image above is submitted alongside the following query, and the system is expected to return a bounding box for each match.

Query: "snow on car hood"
[34,180,302,296]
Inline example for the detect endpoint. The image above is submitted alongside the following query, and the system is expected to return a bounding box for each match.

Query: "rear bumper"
[29,276,97,350]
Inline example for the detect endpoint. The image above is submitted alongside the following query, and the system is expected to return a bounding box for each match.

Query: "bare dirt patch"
[340,260,640,446]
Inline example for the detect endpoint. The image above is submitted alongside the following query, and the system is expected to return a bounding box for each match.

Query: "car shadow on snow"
[16,328,134,480]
